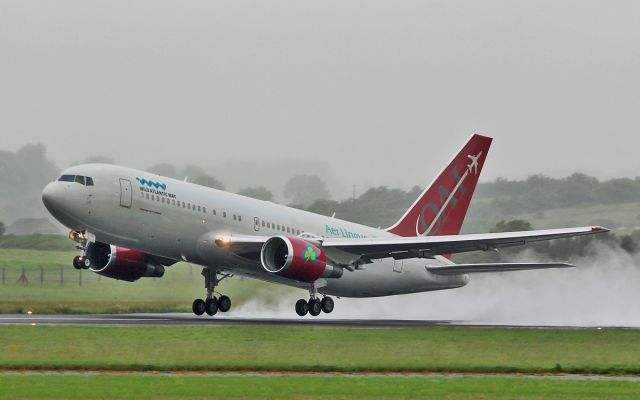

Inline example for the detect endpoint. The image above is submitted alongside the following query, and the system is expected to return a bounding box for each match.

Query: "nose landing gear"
[69,230,90,270]
[192,269,233,317]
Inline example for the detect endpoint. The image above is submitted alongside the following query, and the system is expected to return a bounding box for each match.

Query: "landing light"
[215,236,232,248]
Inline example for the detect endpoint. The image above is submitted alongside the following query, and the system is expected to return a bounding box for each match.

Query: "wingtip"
[591,225,610,233]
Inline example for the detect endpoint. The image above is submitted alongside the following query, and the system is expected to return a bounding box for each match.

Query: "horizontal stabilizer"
[426,262,575,275]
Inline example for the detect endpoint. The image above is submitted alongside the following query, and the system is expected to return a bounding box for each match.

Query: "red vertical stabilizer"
[386,134,492,237]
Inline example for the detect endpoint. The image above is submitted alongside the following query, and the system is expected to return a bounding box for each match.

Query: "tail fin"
[386,133,492,237]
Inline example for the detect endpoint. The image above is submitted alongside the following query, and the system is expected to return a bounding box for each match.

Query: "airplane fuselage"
[42,164,468,297]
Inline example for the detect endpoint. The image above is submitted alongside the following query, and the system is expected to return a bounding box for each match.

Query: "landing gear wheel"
[308,299,322,316]
[218,295,231,313]
[72,256,82,270]
[82,257,92,269]
[205,297,218,316]
[192,299,206,316]
[295,299,309,317]
[321,297,334,314]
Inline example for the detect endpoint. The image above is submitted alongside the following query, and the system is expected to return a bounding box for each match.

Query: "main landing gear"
[192,269,233,317]
[295,287,335,317]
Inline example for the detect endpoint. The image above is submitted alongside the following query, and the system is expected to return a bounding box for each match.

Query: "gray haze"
[2,1,639,192]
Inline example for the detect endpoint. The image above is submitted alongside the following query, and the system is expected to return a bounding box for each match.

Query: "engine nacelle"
[260,236,342,282]
[84,242,165,282]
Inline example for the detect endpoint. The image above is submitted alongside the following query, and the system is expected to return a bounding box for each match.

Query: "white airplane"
[41,134,608,317]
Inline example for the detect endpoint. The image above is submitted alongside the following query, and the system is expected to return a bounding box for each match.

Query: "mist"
[2,1,639,326]
[2,1,640,189]
[233,244,640,327]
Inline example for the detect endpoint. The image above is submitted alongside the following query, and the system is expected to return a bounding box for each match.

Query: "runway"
[0,313,635,329]
[0,313,457,327]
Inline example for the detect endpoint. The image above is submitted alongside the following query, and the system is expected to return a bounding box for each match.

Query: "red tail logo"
[386,134,492,237]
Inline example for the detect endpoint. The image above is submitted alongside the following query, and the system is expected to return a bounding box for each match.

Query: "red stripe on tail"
[386,133,492,238]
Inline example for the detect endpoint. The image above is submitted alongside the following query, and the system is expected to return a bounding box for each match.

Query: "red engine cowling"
[260,236,342,282]
[85,242,165,282]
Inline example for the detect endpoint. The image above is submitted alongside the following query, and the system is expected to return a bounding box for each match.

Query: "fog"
[235,244,640,327]
[2,0,640,191]
[2,1,639,325]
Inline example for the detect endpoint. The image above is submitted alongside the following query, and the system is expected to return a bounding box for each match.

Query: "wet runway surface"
[0,313,457,327]
[0,313,636,329]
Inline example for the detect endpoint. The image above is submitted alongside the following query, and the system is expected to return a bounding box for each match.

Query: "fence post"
[79,269,82,287]
[17,267,28,285]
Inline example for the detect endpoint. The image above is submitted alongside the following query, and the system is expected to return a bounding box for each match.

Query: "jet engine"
[84,241,165,282]
[260,236,342,282]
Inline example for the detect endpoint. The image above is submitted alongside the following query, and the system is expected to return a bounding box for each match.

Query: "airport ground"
[1,324,640,399]
[2,249,640,398]
[1,373,639,399]
[2,325,640,374]
[0,249,293,314]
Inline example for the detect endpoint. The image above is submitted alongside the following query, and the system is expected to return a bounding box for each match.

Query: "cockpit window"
[58,175,95,186]
[58,175,75,182]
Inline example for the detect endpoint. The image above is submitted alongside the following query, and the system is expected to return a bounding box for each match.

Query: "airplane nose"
[42,182,65,213]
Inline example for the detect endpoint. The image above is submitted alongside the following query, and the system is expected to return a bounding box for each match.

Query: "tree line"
[1,144,639,259]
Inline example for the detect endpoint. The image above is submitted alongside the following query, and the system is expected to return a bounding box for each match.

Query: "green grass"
[0,375,638,400]
[0,249,294,313]
[1,326,640,375]
[0,234,74,251]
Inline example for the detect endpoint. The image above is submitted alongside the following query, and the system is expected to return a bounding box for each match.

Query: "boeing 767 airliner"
[42,134,608,317]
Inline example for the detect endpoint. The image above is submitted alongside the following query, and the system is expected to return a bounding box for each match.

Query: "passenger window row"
[141,191,244,223]
[58,175,94,186]
[260,220,301,235]
[138,189,301,234]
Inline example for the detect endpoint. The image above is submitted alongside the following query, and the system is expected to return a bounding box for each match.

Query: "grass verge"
[0,249,294,313]
[0,375,638,400]
[1,325,639,375]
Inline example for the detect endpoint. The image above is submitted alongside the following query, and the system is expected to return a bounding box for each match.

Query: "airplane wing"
[213,226,608,264]
[319,226,608,262]
[322,226,609,262]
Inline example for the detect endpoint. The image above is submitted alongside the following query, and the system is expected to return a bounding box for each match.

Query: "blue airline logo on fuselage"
[136,177,167,191]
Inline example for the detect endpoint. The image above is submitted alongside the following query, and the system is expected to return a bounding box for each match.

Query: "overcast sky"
[1,1,639,190]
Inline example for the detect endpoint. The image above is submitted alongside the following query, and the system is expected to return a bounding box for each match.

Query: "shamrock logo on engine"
[303,245,318,263]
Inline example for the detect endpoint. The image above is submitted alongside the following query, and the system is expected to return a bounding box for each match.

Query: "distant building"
[5,218,65,235]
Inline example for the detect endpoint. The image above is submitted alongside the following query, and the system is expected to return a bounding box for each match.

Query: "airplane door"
[254,217,260,232]
[119,179,132,208]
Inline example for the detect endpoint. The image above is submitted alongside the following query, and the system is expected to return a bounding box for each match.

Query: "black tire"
[82,257,92,269]
[308,299,322,316]
[218,295,231,313]
[205,297,218,316]
[72,256,82,270]
[192,299,206,316]
[321,297,334,314]
[295,299,309,317]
